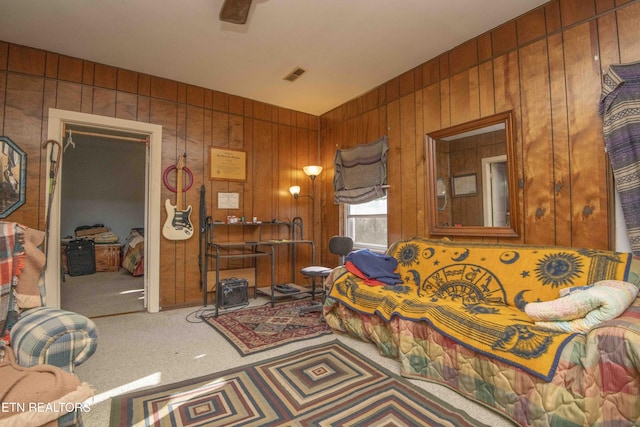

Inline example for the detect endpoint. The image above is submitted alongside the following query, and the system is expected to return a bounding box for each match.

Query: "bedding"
[331,275,576,380]
[524,280,639,332]
[121,228,144,277]
[324,237,640,427]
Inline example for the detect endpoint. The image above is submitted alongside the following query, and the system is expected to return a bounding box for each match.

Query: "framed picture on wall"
[452,173,477,197]
[209,147,247,181]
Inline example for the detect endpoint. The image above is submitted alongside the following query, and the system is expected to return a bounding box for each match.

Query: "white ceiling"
[0,0,548,116]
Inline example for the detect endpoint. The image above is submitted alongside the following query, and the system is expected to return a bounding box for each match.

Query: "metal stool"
[300,236,353,315]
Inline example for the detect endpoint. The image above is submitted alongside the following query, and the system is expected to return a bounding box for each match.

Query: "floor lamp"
[289,165,322,253]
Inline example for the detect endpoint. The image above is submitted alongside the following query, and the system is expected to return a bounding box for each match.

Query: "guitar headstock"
[177,153,186,171]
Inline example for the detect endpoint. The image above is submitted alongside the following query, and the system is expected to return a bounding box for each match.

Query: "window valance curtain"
[334,136,388,204]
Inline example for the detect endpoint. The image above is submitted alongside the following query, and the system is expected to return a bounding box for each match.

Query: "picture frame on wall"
[209,147,247,181]
[217,192,240,209]
[452,173,477,197]
[0,136,27,218]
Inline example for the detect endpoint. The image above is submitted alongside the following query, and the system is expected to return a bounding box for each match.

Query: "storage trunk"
[95,244,121,272]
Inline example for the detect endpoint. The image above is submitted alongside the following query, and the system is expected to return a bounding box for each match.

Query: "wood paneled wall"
[0,42,319,309]
[319,0,640,260]
[3,0,640,309]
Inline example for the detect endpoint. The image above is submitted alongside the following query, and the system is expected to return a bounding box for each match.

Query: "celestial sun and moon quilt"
[329,237,633,380]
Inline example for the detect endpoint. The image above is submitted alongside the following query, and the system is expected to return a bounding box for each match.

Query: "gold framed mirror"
[1,136,27,218]
[426,111,519,237]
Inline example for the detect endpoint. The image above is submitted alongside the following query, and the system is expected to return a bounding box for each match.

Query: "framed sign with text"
[452,173,477,197]
[209,147,247,181]
[217,192,240,209]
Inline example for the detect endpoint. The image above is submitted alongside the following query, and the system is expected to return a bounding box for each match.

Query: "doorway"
[482,155,509,227]
[60,127,146,316]
[45,109,162,313]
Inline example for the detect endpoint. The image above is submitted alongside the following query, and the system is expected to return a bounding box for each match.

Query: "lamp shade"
[289,185,301,197]
[303,165,323,177]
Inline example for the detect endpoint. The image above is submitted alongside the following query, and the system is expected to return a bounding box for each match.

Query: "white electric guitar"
[163,155,193,240]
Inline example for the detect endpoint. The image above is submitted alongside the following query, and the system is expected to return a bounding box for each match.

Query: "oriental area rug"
[110,340,489,427]
[202,300,332,356]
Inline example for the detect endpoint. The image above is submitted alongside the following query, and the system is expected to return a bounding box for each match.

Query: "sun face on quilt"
[534,252,584,288]
[421,264,507,305]
[396,243,422,267]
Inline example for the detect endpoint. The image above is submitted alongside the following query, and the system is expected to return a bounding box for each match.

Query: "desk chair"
[300,236,353,315]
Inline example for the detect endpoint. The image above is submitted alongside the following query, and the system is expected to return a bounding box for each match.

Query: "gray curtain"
[334,136,388,204]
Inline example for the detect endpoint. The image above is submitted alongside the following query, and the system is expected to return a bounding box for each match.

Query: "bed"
[324,237,640,426]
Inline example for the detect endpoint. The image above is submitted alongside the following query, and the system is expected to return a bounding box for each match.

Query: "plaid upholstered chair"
[1,221,98,426]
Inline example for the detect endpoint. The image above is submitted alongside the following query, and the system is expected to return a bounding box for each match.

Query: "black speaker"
[217,277,249,309]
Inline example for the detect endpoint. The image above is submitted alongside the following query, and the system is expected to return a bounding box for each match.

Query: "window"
[344,197,387,251]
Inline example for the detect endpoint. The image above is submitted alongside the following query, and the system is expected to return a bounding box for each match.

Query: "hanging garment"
[599,60,640,255]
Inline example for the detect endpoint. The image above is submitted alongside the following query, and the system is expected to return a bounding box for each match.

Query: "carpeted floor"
[110,340,490,427]
[202,300,332,355]
[61,269,144,317]
[75,299,517,426]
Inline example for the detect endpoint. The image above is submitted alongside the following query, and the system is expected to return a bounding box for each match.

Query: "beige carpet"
[75,297,517,427]
[61,269,144,318]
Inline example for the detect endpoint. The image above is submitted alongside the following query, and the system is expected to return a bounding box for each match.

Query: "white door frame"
[45,108,161,313]
[482,154,508,227]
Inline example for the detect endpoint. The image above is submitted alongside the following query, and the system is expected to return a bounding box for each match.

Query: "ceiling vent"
[283,67,306,82]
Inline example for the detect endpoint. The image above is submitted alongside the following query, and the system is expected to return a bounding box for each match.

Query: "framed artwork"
[452,173,477,197]
[217,192,239,209]
[0,136,27,218]
[209,147,247,181]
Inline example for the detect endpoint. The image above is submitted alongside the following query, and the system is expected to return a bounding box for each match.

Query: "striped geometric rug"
[202,300,333,356]
[110,340,489,427]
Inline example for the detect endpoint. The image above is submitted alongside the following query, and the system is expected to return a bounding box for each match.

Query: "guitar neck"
[176,155,185,211]
[176,165,183,211]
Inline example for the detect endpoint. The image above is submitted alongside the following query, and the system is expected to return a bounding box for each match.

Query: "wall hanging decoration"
[600,60,640,255]
[209,147,247,181]
[452,173,477,197]
[217,192,240,209]
[0,136,27,218]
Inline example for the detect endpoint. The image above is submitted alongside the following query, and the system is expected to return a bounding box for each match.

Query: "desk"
[203,217,315,316]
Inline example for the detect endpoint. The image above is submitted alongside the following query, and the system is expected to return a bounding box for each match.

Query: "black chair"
[299,235,353,315]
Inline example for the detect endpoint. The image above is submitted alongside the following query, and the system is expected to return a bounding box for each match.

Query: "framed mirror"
[426,111,519,237]
[0,136,27,218]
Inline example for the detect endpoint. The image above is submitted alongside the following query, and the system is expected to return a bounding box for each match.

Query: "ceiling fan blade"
[219,0,253,24]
